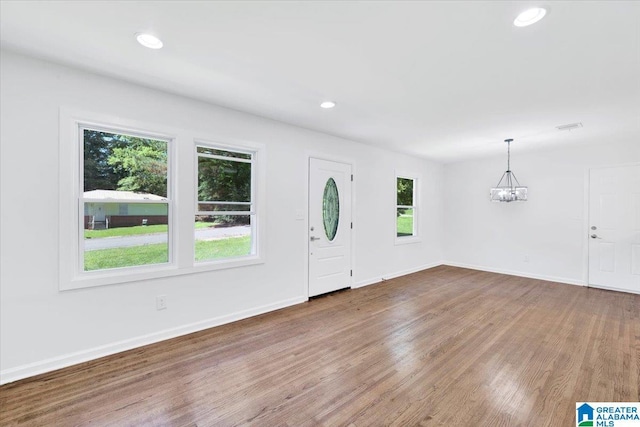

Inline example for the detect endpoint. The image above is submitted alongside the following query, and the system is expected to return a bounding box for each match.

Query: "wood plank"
[0,266,638,426]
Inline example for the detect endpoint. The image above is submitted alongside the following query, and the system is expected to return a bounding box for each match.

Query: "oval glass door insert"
[322,178,340,241]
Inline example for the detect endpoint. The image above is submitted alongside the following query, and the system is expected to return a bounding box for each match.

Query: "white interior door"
[309,158,352,297]
[588,164,640,294]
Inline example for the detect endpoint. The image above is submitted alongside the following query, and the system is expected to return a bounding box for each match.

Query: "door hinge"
[350,270,353,277]
[351,174,353,182]
[351,222,353,229]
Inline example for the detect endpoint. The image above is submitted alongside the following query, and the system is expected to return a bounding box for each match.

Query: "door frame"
[585,162,640,293]
[305,153,355,299]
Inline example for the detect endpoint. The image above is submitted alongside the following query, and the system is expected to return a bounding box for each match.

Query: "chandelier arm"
[509,171,522,186]
[495,171,508,188]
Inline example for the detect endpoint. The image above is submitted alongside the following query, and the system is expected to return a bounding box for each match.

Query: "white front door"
[588,164,640,294]
[309,158,352,297]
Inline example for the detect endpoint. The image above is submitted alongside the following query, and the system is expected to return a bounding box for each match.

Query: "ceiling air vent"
[556,122,583,131]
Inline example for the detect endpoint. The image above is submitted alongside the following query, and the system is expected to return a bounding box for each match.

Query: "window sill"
[61,256,264,291]
[394,236,422,246]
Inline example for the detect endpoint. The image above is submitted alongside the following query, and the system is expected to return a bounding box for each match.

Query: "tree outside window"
[396,176,417,237]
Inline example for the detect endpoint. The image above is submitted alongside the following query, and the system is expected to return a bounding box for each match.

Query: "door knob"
[310,236,320,241]
[590,234,602,239]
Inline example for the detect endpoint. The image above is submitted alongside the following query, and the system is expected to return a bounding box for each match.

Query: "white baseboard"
[587,283,640,295]
[353,277,383,288]
[353,261,445,289]
[443,261,586,287]
[0,296,307,386]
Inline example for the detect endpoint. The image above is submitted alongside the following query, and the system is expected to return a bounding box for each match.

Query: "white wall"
[0,50,444,383]
[5,47,634,385]
[444,141,640,284]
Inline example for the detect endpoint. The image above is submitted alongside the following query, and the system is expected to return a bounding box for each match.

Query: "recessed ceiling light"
[514,8,547,27]
[320,101,336,109]
[136,33,163,49]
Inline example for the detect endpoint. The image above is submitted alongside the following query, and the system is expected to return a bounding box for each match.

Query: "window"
[396,175,418,239]
[60,108,266,290]
[195,145,256,262]
[81,127,170,272]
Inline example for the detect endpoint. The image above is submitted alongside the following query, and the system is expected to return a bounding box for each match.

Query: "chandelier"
[490,139,527,202]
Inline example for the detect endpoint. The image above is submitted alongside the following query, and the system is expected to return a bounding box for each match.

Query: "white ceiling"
[1,1,639,162]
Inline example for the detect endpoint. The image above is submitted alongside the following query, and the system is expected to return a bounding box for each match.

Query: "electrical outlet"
[523,255,530,263]
[156,295,167,310]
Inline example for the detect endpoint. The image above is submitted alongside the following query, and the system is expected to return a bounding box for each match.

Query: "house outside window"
[81,128,170,272]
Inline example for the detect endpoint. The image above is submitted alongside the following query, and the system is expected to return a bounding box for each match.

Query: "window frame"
[78,124,173,275]
[59,108,266,291]
[194,141,258,264]
[395,172,421,245]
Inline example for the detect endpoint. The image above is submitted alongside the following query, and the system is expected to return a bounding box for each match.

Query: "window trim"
[395,172,421,245]
[59,110,178,290]
[59,108,266,291]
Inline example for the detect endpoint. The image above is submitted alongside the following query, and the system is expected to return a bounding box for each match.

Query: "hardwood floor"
[1,266,639,426]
